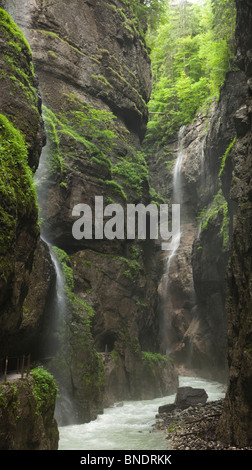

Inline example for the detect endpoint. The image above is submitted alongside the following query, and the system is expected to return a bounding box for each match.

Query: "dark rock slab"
[175,386,208,410]
[158,403,176,414]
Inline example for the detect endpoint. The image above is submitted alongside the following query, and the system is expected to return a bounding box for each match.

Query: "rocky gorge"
[0,0,251,451]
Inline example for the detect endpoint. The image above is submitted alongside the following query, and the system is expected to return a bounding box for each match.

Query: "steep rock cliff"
[149,0,252,445]
[1,0,178,424]
[0,369,58,450]
[0,7,49,359]
[217,0,252,447]
[148,70,247,381]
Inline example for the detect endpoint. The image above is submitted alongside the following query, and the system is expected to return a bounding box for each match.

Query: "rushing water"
[173,125,185,204]
[58,376,226,451]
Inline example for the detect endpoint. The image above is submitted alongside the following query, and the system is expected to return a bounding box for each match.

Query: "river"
[58,376,226,450]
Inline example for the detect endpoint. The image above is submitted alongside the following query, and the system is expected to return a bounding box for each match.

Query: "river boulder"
[175,386,208,410]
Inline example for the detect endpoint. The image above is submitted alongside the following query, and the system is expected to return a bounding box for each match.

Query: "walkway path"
[0,372,25,383]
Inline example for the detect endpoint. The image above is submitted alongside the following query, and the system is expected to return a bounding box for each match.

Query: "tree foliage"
[145,0,236,145]
[122,0,166,31]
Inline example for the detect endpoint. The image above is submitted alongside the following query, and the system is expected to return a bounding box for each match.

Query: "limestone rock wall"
[148,71,247,381]
[0,373,58,450]
[1,0,178,425]
[216,0,252,447]
[0,7,48,359]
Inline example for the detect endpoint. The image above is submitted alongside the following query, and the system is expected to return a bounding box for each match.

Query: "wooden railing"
[0,354,31,382]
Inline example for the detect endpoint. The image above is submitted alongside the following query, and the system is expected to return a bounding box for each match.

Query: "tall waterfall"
[35,145,67,345]
[160,126,185,353]
[166,125,185,277]
[35,145,74,425]
[173,125,185,205]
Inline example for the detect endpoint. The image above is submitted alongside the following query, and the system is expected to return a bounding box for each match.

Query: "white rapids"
[58,376,226,451]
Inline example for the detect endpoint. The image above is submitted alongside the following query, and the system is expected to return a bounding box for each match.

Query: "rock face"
[0,8,59,449]
[174,387,208,410]
[0,373,59,450]
[151,0,252,446]
[0,7,49,359]
[216,0,252,447]
[158,386,208,414]
[1,0,178,425]
[149,70,247,381]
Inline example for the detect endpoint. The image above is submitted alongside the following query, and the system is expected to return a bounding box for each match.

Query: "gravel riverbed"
[155,399,252,450]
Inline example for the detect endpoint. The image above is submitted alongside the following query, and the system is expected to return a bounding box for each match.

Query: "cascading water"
[35,144,74,425]
[200,139,206,178]
[165,125,185,278]
[35,146,67,326]
[160,126,185,353]
[197,137,206,239]
[59,376,226,450]
[167,124,185,271]
[173,125,185,205]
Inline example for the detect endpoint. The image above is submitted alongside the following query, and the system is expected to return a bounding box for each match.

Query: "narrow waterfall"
[196,137,206,239]
[35,145,67,342]
[173,125,185,205]
[166,125,185,277]
[160,126,185,353]
[35,145,74,425]
[200,139,205,177]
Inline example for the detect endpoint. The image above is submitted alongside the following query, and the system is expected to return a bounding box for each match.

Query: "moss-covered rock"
[0,0,177,423]
[0,369,59,450]
[46,247,105,425]
[0,9,45,358]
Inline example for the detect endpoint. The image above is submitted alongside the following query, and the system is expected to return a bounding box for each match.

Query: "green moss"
[197,189,230,251]
[91,74,113,88]
[197,139,235,251]
[52,246,95,328]
[166,158,176,173]
[38,29,83,55]
[0,383,21,418]
[0,114,38,258]
[102,179,128,201]
[0,9,38,109]
[123,258,140,280]
[50,247,105,399]
[0,9,32,57]
[142,352,173,376]
[111,151,149,198]
[218,137,236,179]
[30,367,58,414]
[42,96,117,178]
[41,106,66,176]
[219,201,230,251]
[109,349,120,369]
[149,186,165,206]
[47,50,57,59]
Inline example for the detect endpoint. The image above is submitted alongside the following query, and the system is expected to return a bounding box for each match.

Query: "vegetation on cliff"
[0,115,38,262]
[0,6,44,366]
[0,371,59,450]
[145,0,236,144]
[0,8,39,266]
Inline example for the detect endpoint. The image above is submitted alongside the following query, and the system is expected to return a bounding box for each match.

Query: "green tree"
[123,0,166,32]
[145,0,236,146]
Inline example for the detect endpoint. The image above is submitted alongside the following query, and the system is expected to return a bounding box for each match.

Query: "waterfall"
[196,137,206,240]
[200,140,205,175]
[166,125,185,275]
[35,145,75,425]
[200,136,207,187]
[160,126,186,353]
[35,145,67,340]
[173,125,185,204]
[45,240,67,319]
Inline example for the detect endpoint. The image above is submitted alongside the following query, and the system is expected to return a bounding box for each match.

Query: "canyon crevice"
[0,0,251,449]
